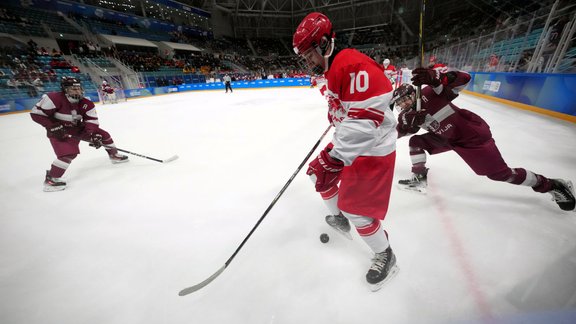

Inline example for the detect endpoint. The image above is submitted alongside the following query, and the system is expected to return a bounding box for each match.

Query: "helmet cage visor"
[296,43,326,75]
[64,84,84,102]
[391,85,416,112]
[395,94,415,111]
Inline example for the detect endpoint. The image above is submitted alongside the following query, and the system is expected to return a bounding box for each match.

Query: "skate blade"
[368,265,399,292]
[110,159,129,164]
[397,184,427,194]
[43,185,66,192]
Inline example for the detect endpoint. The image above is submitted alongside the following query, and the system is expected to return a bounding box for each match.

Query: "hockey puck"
[320,233,329,243]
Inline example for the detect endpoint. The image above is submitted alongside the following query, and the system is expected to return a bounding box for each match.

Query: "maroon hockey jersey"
[30,92,100,136]
[408,71,491,144]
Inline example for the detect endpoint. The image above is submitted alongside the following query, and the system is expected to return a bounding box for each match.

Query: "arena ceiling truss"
[205,0,418,39]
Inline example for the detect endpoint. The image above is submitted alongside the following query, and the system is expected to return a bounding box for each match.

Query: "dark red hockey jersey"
[30,92,99,135]
[410,71,492,144]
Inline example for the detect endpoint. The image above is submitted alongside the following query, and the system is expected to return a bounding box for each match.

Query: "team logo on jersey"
[326,94,345,125]
[423,114,440,132]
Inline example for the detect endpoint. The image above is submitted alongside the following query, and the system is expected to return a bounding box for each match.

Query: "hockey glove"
[47,123,67,140]
[89,133,103,149]
[411,68,443,87]
[306,148,344,193]
[399,109,427,131]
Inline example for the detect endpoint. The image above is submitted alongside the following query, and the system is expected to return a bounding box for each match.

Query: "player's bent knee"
[342,212,375,228]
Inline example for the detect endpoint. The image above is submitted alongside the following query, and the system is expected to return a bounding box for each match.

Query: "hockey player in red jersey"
[31,76,128,192]
[382,58,398,88]
[428,55,448,73]
[101,80,118,103]
[392,68,575,211]
[101,80,113,94]
[293,12,399,290]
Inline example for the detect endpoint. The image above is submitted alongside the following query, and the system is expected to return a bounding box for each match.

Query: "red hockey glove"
[88,133,103,149]
[46,123,67,140]
[411,68,443,87]
[306,147,344,193]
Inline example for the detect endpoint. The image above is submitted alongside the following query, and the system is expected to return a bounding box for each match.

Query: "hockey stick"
[112,146,179,163]
[69,135,179,163]
[178,125,332,296]
[416,0,426,111]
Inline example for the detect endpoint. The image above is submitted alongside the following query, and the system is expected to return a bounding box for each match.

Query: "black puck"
[320,233,329,243]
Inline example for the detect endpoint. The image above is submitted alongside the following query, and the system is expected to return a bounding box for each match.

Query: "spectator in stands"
[23,79,37,97]
[46,69,57,82]
[27,39,38,52]
[51,48,62,58]
[6,78,20,89]
[71,65,80,73]
[33,77,45,93]
[38,47,49,56]
[486,54,499,72]
[13,57,26,70]
[87,42,96,57]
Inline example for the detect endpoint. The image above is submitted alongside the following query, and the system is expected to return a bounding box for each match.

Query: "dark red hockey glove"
[89,133,103,149]
[306,148,344,193]
[411,68,443,87]
[399,109,427,131]
[46,123,67,140]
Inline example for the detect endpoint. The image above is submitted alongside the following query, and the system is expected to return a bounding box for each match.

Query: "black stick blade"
[178,264,226,296]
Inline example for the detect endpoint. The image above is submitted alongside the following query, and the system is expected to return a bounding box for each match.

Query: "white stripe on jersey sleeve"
[330,118,378,165]
[31,94,56,116]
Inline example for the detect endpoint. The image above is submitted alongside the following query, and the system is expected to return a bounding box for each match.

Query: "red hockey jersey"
[319,49,397,165]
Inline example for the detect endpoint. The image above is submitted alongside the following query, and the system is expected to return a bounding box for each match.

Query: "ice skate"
[325,213,352,240]
[43,171,66,192]
[548,179,575,211]
[366,246,399,292]
[397,171,428,194]
[109,152,129,164]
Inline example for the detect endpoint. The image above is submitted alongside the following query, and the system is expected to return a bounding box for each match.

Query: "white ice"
[1,87,575,324]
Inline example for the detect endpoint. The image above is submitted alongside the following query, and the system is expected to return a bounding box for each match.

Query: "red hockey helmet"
[293,12,335,74]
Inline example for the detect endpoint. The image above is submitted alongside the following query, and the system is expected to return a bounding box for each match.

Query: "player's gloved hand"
[398,109,427,131]
[47,123,67,140]
[89,133,103,149]
[306,147,344,192]
[411,68,442,87]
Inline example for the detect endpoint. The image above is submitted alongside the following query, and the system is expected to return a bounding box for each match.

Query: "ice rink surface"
[1,87,575,324]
